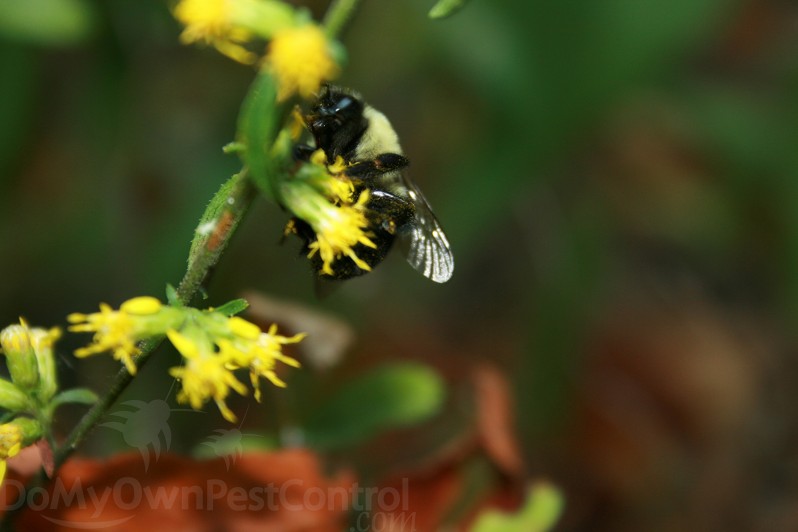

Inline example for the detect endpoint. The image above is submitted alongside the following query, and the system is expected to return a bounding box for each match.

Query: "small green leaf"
[238,72,285,200]
[471,483,564,532]
[428,0,469,19]
[165,284,182,307]
[304,362,445,451]
[213,299,249,317]
[223,142,246,155]
[50,388,98,410]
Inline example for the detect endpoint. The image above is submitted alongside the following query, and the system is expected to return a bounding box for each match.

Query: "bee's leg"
[345,153,409,178]
[293,144,317,162]
[374,153,409,171]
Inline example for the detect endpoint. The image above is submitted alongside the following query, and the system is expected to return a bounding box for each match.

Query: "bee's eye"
[336,97,352,112]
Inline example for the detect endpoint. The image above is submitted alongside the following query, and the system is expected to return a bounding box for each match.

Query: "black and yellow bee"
[290,85,454,283]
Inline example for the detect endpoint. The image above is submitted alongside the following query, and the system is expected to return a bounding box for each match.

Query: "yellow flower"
[1,319,61,398]
[0,423,22,485]
[266,24,339,101]
[281,179,377,276]
[221,323,303,401]
[174,0,256,64]
[307,190,377,275]
[68,296,166,375]
[174,0,296,64]
[310,152,355,203]
[293,150,355,204]
[167,329,248,422]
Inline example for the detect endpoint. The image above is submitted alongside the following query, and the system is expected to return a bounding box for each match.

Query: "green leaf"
[165,284,182,308]
[303,363,445,451]
[238,72,284,200]
[50,388,98,410]
[0,0,97,46]
[471,483,564,532]
[429,0,469,19]
[213,299,249,317]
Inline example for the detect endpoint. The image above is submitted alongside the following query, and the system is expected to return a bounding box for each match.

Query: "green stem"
[0,173,256,531]
[323,0,364,38]
[1,0,368,526]
[57,172,257,467]
[178,169,257,301]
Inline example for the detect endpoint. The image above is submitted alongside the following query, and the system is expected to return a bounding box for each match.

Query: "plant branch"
[0,172,257,530]
[1,0,369,525]
[58,171,256,463]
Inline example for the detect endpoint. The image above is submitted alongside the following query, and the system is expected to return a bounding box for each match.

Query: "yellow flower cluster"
[174,0,257,64]
[0,423,22,484]
[68,296,172,375]
[281,155,378,276]
[168,318,302,422]
[306,190,377,275]
[1,319,60,394]
[173,0,338,100]
[70,297,304,422]
[0,418,41,485]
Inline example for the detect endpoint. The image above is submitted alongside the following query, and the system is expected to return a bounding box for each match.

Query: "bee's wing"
[397,179,454,283]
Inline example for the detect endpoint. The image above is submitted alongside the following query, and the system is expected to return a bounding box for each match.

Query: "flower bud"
[0,324,38,391]
[30,328,60,402]
[0,423,22,461]
[0,418,42,484]
[0,379,29,413]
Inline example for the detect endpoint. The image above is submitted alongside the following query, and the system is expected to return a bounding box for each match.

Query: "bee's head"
[306,85,368,159]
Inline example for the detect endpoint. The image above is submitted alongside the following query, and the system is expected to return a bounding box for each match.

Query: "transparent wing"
[398,179,454,283]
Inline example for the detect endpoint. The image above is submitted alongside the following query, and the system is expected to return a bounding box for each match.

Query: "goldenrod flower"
[167,329,248,422]
[0,423,22,484]
[266,24,339,101]
[69,296,304,422]
[0,418,40,485]
[306,151,354,203]
[174,0,296,64]
[221,322,303,401]
[174,0,256,64]
[69,296,174,375]
[308,191,377,275]
[282,178,377,275]
[29,325,62,401]
[1,320,61,398]
[1,322,37,391]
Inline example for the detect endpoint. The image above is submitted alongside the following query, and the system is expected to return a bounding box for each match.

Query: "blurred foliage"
[0,0,97,46]
[302,362,444,451]
[471,482,563,532]
[4,0,798,528]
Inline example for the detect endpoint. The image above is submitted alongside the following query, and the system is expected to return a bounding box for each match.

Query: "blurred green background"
[3,0,798,528]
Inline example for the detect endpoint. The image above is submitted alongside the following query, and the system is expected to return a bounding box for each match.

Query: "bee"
[290,85,454,283]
